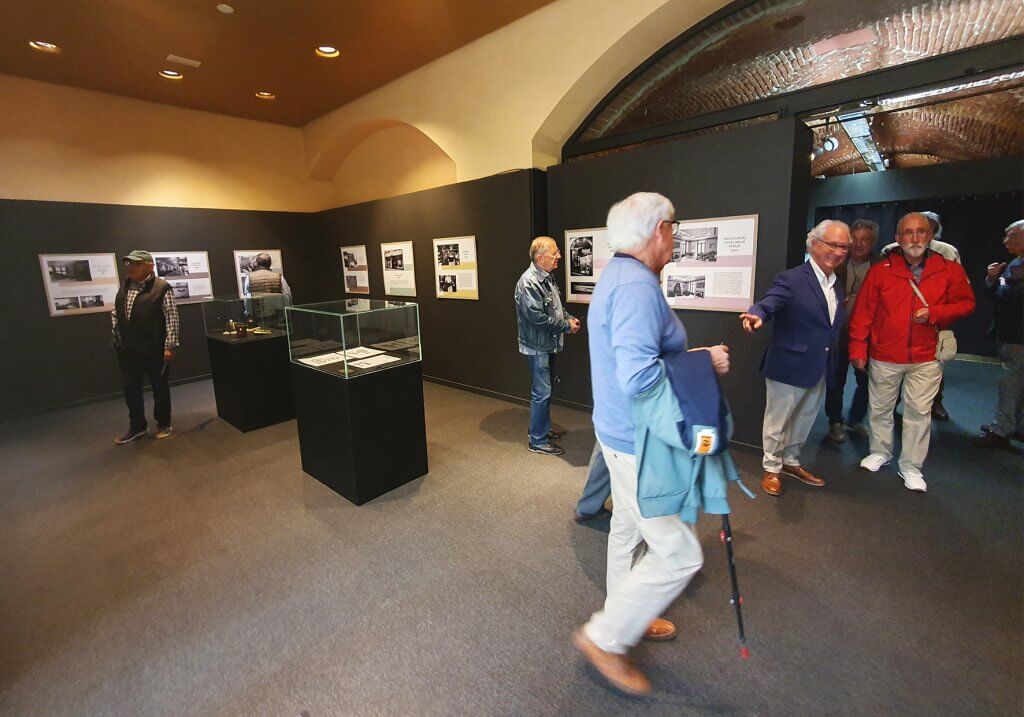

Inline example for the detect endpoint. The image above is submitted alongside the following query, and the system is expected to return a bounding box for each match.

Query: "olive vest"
[248,269,282,294]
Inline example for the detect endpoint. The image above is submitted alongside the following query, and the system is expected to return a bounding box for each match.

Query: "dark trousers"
[118,348,171,431]
[825,339,868,425]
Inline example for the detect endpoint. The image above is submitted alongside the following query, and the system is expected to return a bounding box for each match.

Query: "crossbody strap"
[907,278,928,307]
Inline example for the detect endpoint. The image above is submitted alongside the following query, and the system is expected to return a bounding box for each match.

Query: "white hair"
[606,192,675,252]
[920,211,943,239]
[1007,219,1024,233]
[806,219,850,249]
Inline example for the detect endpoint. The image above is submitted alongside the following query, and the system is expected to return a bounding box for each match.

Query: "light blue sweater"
[588,254,687,453]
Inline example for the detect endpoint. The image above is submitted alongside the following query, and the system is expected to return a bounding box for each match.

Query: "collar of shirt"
[530,263,551,280]
[128,274,153,291]
[809,258,836,291]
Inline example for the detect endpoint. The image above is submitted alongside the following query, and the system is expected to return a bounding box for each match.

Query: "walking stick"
[720,514,749,659]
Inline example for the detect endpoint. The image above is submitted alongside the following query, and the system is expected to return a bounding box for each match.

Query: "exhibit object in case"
[286,300,428,505]
[202,294,295,432]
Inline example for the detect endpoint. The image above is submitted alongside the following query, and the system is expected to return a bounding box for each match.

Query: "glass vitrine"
[202,295,292,343]
[286,299,421,378]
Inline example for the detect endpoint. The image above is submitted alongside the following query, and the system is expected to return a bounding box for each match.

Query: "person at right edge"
[973,219,1024,449]
[849,212,974,492]
[571,192,730,696]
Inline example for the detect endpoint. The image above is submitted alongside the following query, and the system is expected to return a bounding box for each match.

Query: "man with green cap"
[111,250,180,443]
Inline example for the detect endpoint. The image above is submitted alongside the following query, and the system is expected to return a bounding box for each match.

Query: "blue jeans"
[526,352,556,446]
[575,441,611,517]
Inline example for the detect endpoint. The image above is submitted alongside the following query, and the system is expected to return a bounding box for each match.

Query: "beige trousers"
[868,359,943,473]
[761,378,826,473]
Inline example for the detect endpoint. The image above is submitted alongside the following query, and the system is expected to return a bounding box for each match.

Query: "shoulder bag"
[907,279,957,362]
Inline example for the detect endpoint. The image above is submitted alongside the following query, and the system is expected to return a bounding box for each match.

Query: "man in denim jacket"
[514,236,580,455]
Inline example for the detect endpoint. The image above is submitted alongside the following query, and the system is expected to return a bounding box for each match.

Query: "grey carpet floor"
[1,360,1021,716]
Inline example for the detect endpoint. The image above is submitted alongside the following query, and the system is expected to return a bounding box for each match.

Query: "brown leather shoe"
[642,617,677,641]
[781,465,825,487]
[761,471,782,496]
[571,629,651,696]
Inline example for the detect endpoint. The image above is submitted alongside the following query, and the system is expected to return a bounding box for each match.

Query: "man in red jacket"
[849,213,975,492]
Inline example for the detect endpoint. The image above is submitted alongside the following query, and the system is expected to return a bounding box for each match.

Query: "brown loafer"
[781,465,825,487]
[642,617,677,641]
[571,629,651,696]
[761,471,782,496]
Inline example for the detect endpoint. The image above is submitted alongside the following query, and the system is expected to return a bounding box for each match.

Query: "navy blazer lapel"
[803,262,830,323]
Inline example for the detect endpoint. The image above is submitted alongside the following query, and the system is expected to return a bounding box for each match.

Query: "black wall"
[313,170,546,402]
[0,200,320,420]
[547,117,813,446]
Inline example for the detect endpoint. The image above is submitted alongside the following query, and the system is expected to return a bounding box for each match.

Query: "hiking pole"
[720,514,749,659]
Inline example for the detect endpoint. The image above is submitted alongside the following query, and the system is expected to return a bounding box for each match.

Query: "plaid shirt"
[111,275,180,350]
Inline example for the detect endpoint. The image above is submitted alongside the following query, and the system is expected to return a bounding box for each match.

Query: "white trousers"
[761,378,826,473]
[583,444,704,655]
[990,343,1024,437]
[868,359,943,473]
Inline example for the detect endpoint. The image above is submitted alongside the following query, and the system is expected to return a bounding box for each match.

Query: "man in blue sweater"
[571,192,729,696]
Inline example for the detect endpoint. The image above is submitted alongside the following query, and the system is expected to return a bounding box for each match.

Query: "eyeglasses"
[662,220,680,234]
[899,228,932,239]
[815,237,850,252]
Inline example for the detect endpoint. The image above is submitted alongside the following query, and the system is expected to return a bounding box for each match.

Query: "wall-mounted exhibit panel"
[202,295,294,432]
[547,117,812,444]
[433,236,479,300]
[287,300,427,505]
[234,249,285,298]
[38,253,119,316]
[340,245,370,295]
[152,251,214,303]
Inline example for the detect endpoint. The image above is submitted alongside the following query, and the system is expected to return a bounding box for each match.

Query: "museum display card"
[380,241,416,297]
[233,249,284,298]
[151,251,213,303]
[565,227,612,304]
[660,214,758,313]
[432,236,479,300]
[38,253,119,317]
[340,245,370,295]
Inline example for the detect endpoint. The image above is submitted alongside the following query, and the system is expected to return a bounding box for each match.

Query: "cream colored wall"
[0,73,335,212]
[331,124,456,207]
[303,0,732,186]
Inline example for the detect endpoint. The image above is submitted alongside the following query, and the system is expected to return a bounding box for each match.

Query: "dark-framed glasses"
[815,237,850,252]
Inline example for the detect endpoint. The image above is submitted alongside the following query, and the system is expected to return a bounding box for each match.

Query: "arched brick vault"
[306,119,453,182]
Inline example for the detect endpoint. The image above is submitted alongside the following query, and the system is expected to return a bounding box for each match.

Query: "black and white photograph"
[675,227,719,263]
[345,274,358,289]
[79,294,104,308]
[169,281,191,299]
[438,274,458,293]
[155,256,190,277]
[570,281,595,295]
[54,296,81,311]
[47,259,92,283]
[342,251,357,269]
[384,248,405,270]
[436,243,460,266]
[666,274,706,298]
[569,236,594,277]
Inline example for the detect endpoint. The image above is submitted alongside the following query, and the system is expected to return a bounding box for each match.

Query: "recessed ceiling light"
[315,45,340,58]
[217,4,234,13]
[29,40,61,53]
[158,69,184,80]
[255,91,276,100]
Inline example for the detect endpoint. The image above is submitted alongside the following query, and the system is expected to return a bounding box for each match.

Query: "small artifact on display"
[203,295,292,343]
[286,299,421,378]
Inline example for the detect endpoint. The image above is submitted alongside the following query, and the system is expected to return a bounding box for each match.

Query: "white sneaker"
[899,469,927,493]
[859,453,890,472]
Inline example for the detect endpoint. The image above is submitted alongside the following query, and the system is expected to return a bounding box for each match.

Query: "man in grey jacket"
[514,236,580,455]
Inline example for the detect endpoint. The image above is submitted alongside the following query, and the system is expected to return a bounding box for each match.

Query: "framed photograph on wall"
[565,227,612,304]
[340,244,370,295]
[432,236,479,300]
[380,241,416,297]
[660,214,758,313]
[233,249,284,298]
[151,251,213,303]
[38,252,120,317]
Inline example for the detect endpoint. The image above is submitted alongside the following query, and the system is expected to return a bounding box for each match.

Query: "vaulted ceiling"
[0,0,557,126]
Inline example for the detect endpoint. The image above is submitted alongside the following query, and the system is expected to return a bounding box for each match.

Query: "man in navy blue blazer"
[739,220,851,496]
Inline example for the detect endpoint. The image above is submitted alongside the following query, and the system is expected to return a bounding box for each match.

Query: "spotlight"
[823,136,839,152]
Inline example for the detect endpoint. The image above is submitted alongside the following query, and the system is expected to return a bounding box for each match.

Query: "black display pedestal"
[291,360,429,505]
[207,334,295,432]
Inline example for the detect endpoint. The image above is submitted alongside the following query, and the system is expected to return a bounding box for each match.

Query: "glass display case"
[286,299,421,378]
[202,295,291,343]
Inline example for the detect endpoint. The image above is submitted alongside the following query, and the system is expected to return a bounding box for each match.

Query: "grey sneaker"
[155,425,173,439]
[115,427,147,444]
[827,422,847,443]
[528,442,564,456]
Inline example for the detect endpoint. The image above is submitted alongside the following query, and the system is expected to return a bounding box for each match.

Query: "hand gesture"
[739,313,762,333]
[707,344,730,376]
[987,262,1007,280]
[912,307,930,324]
